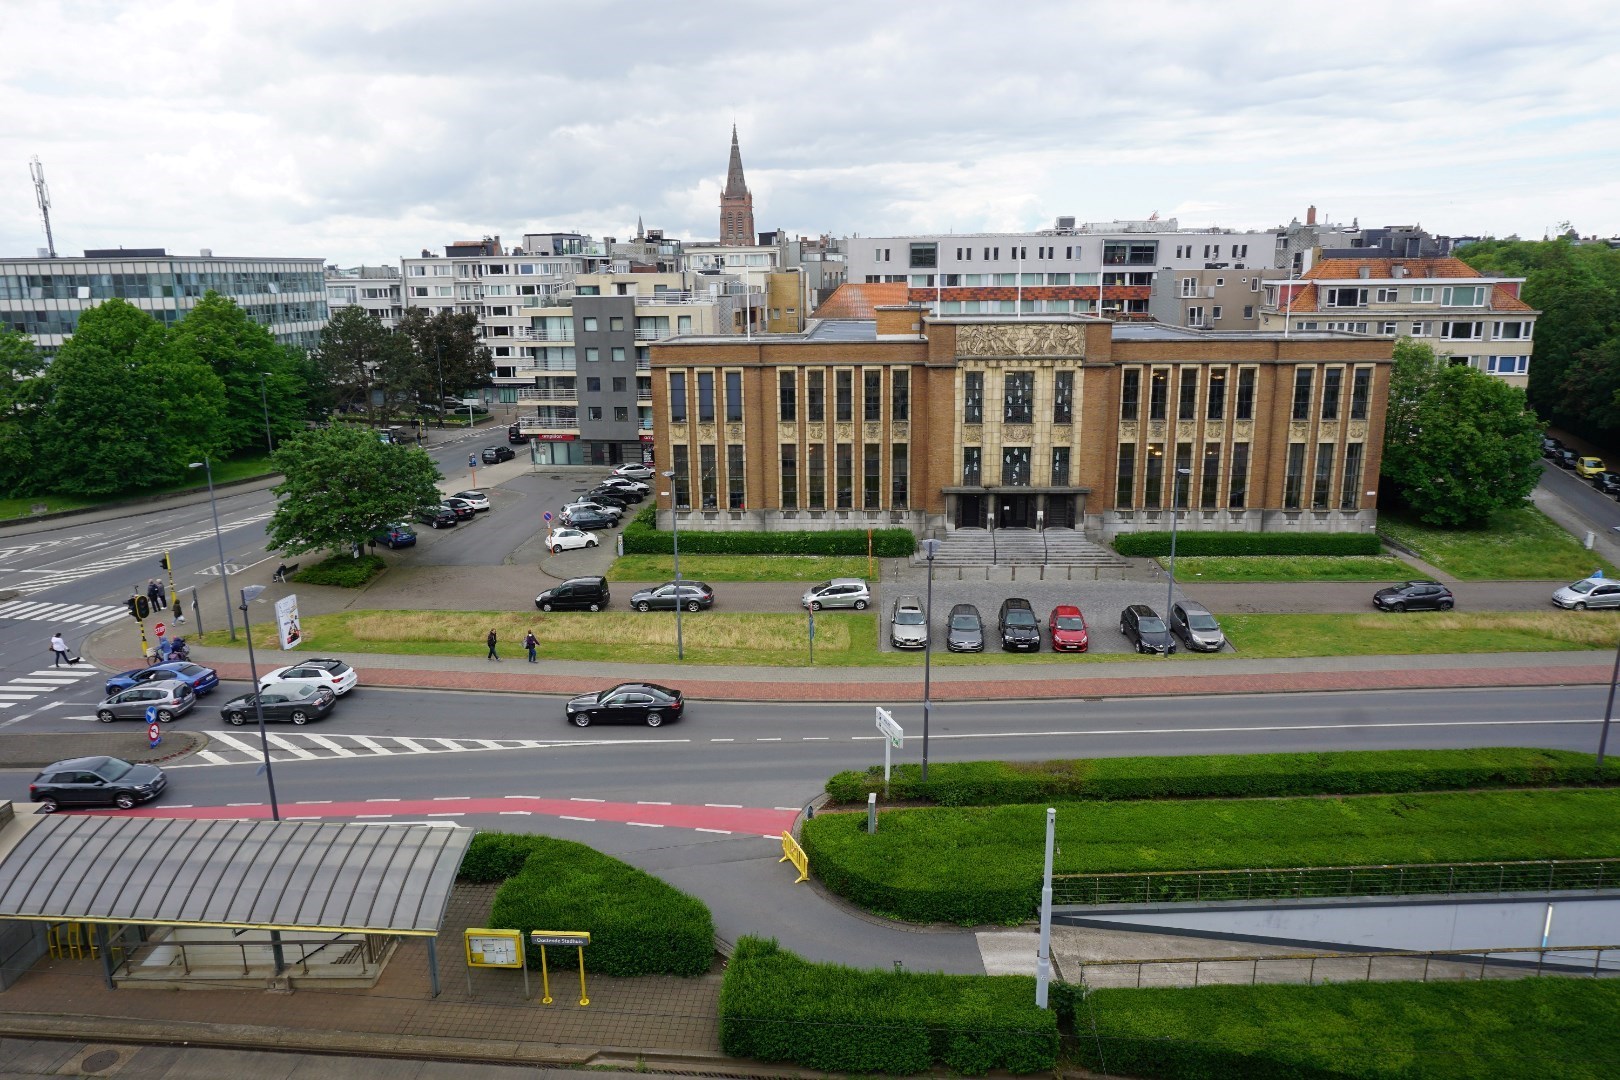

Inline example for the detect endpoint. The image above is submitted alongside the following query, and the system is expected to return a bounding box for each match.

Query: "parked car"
[546,527,599,554]
[536,576,610,611]
[445,398,489,415]
[612,463,656,480]
[29,755,167,813]
[96,680,196,723]
[1372,581,1455,612]
[584,489,633,508]
[561,508,617,531]
[599,476,650,496]
[104,661,220,697]
[373,522,418,548]
[998,598,1041,652]
[946,604,984,652]
[1590,471,1620,493]
[1169,600,1226,652]
[631,581,715,612]
[1552,576,1620,610]
[565,682,683,727]
[1542,436,1564,460]
[508,424,532,444]
[442,497,478,521]
[563,500,622,521]
[416,504,458,529]
[1120,604,1176,654]
[801,579,870,611]
[1577,455,1607,479]
[889,594,928,649]
[482,445,516,464]
[1555,449,1580,470]
[1047,605,1089,652]
[261,658,359,697]
[220,683,336,726]
[450,490,491,512]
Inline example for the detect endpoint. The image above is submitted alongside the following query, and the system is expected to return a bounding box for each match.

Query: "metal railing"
[513,327,573,341]
[113,934,389,979]
[521,388,578,401]
[1053,858,1620,906]
[635,358,651,371]
[633,328,675,339]
[517,417,579,430]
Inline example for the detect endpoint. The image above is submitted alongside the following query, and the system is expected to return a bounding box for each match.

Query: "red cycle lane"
[97,795,798,837]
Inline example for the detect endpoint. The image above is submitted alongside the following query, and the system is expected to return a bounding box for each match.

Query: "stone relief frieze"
[956,323,1085,358]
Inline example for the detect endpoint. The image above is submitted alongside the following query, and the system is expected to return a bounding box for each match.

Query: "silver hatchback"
[96,679,196,723]
[890,594,928,648]
[802,578,871,611]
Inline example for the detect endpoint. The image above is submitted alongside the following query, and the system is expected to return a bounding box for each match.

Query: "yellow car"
[1577,456,1607,478]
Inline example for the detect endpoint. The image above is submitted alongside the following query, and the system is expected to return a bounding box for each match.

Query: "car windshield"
[895,611,925,625]
[1007,611,1038,626]
[951,615,980,630]
[1138,617,1168,633]
[1188,614,1220,631]
[1569,580,1598,594]
[811,581,832,592]
[1055,616,1085,631]
[96,760,133,782]
[175,664,205,676]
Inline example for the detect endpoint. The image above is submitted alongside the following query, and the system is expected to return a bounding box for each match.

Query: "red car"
[1048,605,1089,652]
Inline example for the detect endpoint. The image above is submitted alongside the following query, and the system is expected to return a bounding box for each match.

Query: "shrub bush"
[464,832,714,977]
[623,503,915,557]
[1112,531,1381,557]
[719,936,1056,1075]
[292,553,387,587]
[824,749,1620,806]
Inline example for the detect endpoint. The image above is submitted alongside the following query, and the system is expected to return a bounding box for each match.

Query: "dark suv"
[482,445,516,464]
[1373,581,1455,612]
[535,576,611,612]
[997,598,1041,652]
[1121,604,1176,654]
[29,755,167,812]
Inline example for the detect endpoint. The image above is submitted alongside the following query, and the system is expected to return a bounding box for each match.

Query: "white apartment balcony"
[519,388,579,402]
[633,328,676,340]
[517,416,581,431]
[635,358,651,371]
[638,418,654,430]
[513,327,574,341]
[636,387,652,401]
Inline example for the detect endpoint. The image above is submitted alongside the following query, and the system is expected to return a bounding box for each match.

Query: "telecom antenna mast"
[29,156,56,257]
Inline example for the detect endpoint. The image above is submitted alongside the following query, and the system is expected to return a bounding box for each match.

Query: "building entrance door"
[955,494,985,529]
[997,494,1035,529]
[1044,495,1076,529]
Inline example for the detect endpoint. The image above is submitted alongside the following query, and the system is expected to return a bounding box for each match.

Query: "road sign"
[876,706,903,748]
[543,511,552,521]
[147,720,161,747]
[154,622,166,638]
[468,454,477,468]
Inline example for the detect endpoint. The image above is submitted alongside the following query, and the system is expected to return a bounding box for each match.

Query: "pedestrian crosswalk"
[168,730,612,768]
[0,600,131,626]
[0,666,99,710]
[5,511,273,595]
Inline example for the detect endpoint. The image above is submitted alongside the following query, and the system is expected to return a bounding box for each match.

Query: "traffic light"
[129,595,151,620]
[127,597,140,620]
[158,555,171,571]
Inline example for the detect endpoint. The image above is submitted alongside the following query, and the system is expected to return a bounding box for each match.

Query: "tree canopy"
[264,422,443,557]
[0,328,46,494]
[168,292,308,455]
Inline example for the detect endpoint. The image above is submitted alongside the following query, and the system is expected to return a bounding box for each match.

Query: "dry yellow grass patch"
[341,610,847,650]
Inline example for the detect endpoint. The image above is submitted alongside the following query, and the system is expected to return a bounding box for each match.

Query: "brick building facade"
[651,308,1392,539]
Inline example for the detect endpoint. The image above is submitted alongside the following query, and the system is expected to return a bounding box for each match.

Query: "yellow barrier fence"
[779,831,809,883]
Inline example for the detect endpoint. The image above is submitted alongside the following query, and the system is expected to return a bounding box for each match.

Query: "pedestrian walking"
[486,628,501,661]
[523,631,538,663]
[49,632,70,668]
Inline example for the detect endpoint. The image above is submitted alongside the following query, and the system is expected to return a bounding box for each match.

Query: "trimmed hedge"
[825,749,1620,806]
[1112,531,1382,557]
[623,503,916,557]
[719,936,1056,1075]
[292,553,387,587]
[461,832,714,977]
[1075,980,1620,1079]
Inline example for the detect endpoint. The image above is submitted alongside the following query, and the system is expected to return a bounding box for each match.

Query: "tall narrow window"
[807,370,825,422]
[727,444,745,509]
[699,444,717,508]
[780,444,798,508]
[1321,368,1342,421]
[962,447,981,485]
[1149,370,1168,420]
[697,372,715,422]
[836,370,853,422]
[1001,446,1031,486]
[864,444,881,507]
[1312,443,1334,509]
[778,370,796,421]
[1235,368,1256,420]
[1116,444,1136,507]
[1053,371,1073,424]
[1174,443,1193,508]
[891,444,909,508]
[964,372,984,423]
[1004,372,1034,423]
[1291,368,1314,421]
[1350,368,1371,420]
[1051,446,1070,487]
[1340,442,1365,510]
[835,444,853,507]
[1120,369,1141,421]
[669,371,687,423]
[1228,443,1249,508]
[1283,443,1307,509]
[670,444,690,507]
[807,443,825,508]
[863,370,882,422]
[1201,442,1221,507]
[1178,369,1197,421]
[725,371,743,422]
[892,369,910,421]
[1207,368,1227,420]
[1144,443,1164,507]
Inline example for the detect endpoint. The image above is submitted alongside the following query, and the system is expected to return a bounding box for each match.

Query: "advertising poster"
[275,594,302,650]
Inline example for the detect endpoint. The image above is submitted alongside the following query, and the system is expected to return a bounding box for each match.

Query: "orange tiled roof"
[812,282,910,320]
[1491,285,1534,312]
[1278,283,1319,312]
[1301,256,1484,281]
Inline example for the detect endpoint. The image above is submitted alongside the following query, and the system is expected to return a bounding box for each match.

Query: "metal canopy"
[0,816,471,936]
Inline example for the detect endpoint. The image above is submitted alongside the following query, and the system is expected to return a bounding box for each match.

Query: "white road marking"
[695,828,732,835]
[394,738,431,753]
[303,734,357,757]
[636,801,671,806]
[570,797,604,803]
[627,822,662,828]
[499,810,532,816]
[209,731,269,755]
[349,736,391,755]
[264,733,318,759]
[705,803,742,808]
[559,815,595,822]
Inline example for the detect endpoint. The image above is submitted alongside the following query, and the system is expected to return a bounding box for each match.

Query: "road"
[1539,457,1620,535]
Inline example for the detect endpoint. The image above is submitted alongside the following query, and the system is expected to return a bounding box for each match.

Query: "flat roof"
[0,816,470,936]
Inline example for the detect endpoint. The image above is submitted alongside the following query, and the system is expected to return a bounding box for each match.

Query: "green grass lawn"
[1380,504,1616,580]
[606,554,874,583]
[0,452,277,521]
[1221,610,1618,656]
[1169,555,1419,581]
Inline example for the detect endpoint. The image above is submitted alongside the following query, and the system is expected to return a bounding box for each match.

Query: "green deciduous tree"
[1381,338,1544,527]
[0,328,46,495]
[265,423,443,557]
[170,291,308,454]
[310,305,412,421]
[396,306,494,402]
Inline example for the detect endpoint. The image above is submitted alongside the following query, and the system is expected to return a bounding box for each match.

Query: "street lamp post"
[662,470,683,660]
[921,537,940,781]
[189,455,237,641]
[257,371,274,454]
[1599,639,1619,770]
[238,582,285,975]
[1165,467,1192,656]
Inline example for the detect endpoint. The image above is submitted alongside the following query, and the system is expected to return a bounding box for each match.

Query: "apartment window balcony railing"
[635,358,651,371]
[513,327,574,341]
[519,416,580,430]
[534,360,576,372]
[638,418,654,430]
[633,328,675,340]
[520,388,579,401]
[1180,285,1216,298]
[636,389,652,401]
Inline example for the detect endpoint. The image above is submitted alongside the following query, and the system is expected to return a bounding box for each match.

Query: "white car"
[599,478,649,496]
[563,500,622,520]
[260,657,359,697]
[450,490,491,512]
[612,463,655,481]
[547,527,599,554]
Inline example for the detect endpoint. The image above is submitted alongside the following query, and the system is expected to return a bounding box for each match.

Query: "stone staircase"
[918,527,1128,569]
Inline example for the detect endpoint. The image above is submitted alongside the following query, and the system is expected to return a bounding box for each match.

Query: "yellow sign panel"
[465,927,525,968]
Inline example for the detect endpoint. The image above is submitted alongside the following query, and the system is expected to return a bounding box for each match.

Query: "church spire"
[724,124,748,197]
[719,126,756,246]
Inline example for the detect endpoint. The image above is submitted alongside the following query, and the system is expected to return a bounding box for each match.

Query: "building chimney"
[1306,206,1317,226]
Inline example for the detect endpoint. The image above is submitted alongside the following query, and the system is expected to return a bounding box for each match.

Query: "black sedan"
[1373,580,1455,612]
[482,445,516,464]
[442,498,478,521]
[591,483,644,504]
[219,683,336,726]
[630,582,715,612]
[946,603,985,652]
[563,509,616,530]
[565,683,684,727]
[585,489,633,509]
[29,755,167,813]
[416,505,458,529]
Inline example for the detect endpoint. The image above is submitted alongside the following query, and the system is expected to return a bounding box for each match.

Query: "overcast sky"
[3,2,1617,267]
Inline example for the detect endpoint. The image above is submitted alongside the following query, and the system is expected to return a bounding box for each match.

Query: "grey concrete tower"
[719,125,755,246]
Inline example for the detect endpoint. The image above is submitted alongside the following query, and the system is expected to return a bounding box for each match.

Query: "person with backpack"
[523,630,538,663]
[486,628,501,662]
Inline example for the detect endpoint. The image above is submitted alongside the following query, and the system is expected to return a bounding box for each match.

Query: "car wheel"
[646,712,663,728]
[809,601,822,611]
[37,796,58,814]
[854,599,868,610]
[227,711,247,725]
[636,601,651,612]
[551,545,563,554]
[1391,602,1406,612]
[1575,601,1588,611]
[686,600,701,612]
[542,602,554,612]
[114,793,137,810]
[571,713,591,728]
[290,710,309,725]
[1438,600,1454,611]
[97,709,115,723]
[589,603,601,612]
[157,709,175,723]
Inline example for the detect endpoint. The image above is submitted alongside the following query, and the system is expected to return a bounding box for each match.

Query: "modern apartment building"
[326,265,402,328]
[1257,257,1538,385]
[0,248,328,350]
[1147,266,1288,330]
[844,218,1279,319]
[651,308,1393,538]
